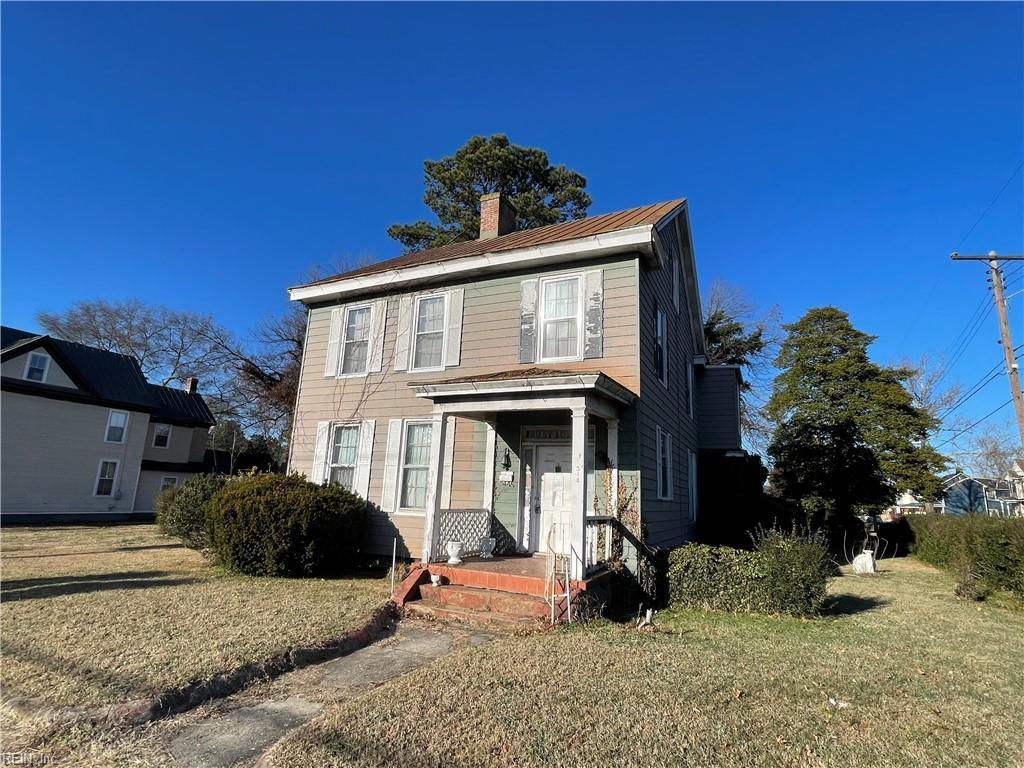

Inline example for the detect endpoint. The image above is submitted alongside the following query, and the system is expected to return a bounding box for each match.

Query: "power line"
[953,160,1024,252]
[939,349,1023,419]
[934,300,993,385]
[934,399,1013,449]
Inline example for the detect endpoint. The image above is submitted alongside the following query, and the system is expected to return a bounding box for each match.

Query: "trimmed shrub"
[156,473,228,550]
[908,515,1024,598]
[668,527,832,616]
[207,473,366,577]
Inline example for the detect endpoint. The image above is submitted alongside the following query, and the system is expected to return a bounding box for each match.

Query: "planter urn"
[479,537,496,559]
[446,541,463,565]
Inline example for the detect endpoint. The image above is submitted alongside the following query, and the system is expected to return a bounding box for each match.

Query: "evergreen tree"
[767,307,945,532]
[387,135,591,252]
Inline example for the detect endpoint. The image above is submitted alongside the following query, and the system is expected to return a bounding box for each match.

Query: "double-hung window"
[25,353,49,382]
[656,426,672,500]
[327,423,360,491]
[654,303,668,386]
[153,423,172,448]
[161,476,179,491]
[411,294,447,371]
[105,410,128,443]
[539,275,581,361]
[95,460,118,496]
[400,422,433,510]
[340,305,372,375]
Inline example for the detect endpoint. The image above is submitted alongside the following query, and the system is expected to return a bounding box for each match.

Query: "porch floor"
[441,554,550,580]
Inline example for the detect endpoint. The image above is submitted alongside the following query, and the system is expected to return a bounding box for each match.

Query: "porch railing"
[583,515,616,574]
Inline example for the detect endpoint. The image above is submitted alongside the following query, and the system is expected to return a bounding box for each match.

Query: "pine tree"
[767,307,945,532]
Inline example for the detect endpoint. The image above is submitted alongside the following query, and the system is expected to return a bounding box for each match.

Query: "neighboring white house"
[1,326,216,521]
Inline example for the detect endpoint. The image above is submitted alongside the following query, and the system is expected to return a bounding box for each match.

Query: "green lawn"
[0,524,388,709]
[266,558,1024,768]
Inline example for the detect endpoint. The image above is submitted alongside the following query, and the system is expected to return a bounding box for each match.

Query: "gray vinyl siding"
[1,350,79,389]
[0,392,149,516]
[637,252,699,549]
[696,367,742,450]
[141,423,207,463]
[134,470,198,513]
[288,253,641,558]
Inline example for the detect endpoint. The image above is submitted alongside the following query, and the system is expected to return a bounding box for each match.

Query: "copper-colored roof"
[416,367,603,386]
[301,198,685,287]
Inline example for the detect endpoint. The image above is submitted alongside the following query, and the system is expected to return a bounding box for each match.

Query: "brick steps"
[419,584,551,619]
[404,600,546,630]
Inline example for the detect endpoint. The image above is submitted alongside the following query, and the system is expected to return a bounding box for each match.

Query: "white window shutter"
[519,279,539,363]
[445,288,464,367]
[324,308,343,377]
[368,300,387,373]
[394,296,413,372]
[380,419,403,514]
[583,269,604,359]
[353,419,375,499]
[312,421,331,483]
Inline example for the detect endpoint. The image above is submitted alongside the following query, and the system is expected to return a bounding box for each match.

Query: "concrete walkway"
[167,624,485,768]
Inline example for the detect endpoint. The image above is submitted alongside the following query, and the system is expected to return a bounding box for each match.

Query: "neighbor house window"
[400,422,432,510]
[654,303,667,386]
[161,477,179,491]
[24,353,50,382]
[105,410,129,443]
[95,460,118,496]
[327,423,360,490]
[539,275,581,361]
[656,426,672,500]
[410,294,447,371]
[153,423,172,448]
[340,304,372,375]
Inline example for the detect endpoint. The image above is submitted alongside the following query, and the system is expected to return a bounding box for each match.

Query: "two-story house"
[1,326,216,521]
[287,195,742,591]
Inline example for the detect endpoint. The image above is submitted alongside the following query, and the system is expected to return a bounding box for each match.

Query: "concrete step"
[404,600,547,631]
[418,584,552,619]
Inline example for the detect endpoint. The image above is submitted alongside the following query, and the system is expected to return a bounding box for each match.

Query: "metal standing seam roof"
[297,198,686,288]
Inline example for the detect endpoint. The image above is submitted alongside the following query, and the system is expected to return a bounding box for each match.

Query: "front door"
[533,443,574,555]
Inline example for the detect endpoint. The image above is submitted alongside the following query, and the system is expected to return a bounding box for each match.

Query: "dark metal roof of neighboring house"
[146,383,216,427]
[1,325,215,426]
[297,199,686,288]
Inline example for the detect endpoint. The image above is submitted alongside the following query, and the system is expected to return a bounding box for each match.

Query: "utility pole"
[951,251,1024,449]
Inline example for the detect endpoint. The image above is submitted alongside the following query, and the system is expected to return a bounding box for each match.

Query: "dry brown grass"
[267,558,1024,768]
[0,524,388,710]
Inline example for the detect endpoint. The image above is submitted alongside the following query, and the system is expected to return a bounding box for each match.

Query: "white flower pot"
[479,537,496,559]
[446,540,463,565]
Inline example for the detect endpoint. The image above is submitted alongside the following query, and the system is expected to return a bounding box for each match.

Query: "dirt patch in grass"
[0,525,389,710]
[266,558,1024,768]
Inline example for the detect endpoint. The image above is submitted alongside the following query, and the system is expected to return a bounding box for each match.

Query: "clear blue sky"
[3,2,1022,441]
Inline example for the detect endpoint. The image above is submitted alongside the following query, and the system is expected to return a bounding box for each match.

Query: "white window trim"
[152,423,173,449]
[23,352,51,383]
[104,410,130,444]
[656,426,673,501]
[326,421,361,489]
[655,304,668,389]
[396,418,432,516]
[687,361,695,418]
[408,292,450,373]
[338,302,374,379]
[537,273,585,364]
[688,450,698,521]
[93,459,120,498]
[161,476,179,490]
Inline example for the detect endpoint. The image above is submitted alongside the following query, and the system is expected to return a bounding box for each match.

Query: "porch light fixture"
[502,448,512,472]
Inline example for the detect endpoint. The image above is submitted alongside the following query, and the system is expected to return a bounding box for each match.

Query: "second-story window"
[539,275,581,362]
[654,303,668,386]
[341,305,372,375]
[105,410,129,443]
[153,423,172,448]
[25,353,50,382]
[411,294,447,371]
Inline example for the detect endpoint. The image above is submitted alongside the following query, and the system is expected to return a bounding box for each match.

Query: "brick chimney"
[479,193,516,240]
[185,377,198,395]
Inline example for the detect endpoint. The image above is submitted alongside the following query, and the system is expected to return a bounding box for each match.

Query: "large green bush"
[156,473,228,549]
[668,527,832,616]
[908,515,1024,598]
[206,473,366,577]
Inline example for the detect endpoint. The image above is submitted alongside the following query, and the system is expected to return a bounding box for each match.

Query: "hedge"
[668,527,832,616]
[156,473,229,550]
[907,515,1024,598]
[207,473,366,577]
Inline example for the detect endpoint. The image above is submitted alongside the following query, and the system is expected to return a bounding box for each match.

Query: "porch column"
[605,418,619,563]
[570,406,589,580]
[421,410,449,564]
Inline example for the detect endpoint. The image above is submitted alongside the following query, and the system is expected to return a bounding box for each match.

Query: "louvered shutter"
[519,279,539,364]
[324,308,343,377]
[583,269,604,359]
[368,299,387,373]
[445,288,464,367]
[312,421,331,483]
[380,419,404,514]
[393,296,413,372]
[353,419,375,499]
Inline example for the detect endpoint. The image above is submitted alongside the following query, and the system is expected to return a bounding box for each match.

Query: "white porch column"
[570,406,589,581]
[605,418,619,563]
[421,410,449,564]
